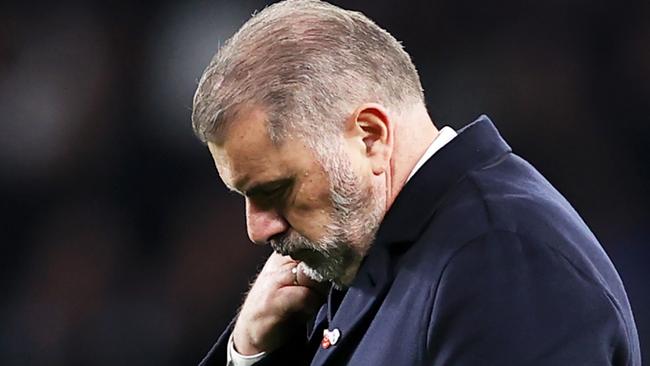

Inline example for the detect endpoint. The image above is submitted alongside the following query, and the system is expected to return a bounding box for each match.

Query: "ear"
[344,103,394,175]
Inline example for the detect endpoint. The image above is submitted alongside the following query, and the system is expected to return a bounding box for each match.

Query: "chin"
[298,258,355,290]
[298,261,343,287]
[298,261,329,282]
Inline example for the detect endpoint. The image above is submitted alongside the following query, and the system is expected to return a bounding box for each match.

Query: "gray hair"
[191,0,425,148]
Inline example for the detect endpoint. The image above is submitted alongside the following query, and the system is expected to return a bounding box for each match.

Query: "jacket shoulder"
[424,230,638,365]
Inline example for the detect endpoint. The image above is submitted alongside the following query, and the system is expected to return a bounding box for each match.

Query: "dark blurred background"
[1,0,648,364]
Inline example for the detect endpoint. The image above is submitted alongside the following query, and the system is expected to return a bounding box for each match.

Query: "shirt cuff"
[227,333,267,366]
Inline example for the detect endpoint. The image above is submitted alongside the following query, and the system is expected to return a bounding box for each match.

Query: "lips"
[289,249,322,266]
[288,249,308,261]
[270,242,307,260]
[270,235,323,265]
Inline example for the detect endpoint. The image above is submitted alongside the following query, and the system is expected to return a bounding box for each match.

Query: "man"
[192,1,641,365]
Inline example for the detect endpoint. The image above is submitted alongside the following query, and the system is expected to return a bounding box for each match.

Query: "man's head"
[192,0,430,286]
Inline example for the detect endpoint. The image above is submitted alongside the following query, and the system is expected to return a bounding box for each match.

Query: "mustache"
[270,231,311,256]
[270,239,290,256]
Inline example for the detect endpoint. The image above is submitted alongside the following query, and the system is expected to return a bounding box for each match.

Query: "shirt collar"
[406,126,457,182]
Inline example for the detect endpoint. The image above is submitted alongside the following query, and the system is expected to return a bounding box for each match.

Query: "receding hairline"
[192,0,425,146]
[203,103,279,147]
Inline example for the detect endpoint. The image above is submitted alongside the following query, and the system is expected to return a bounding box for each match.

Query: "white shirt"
[406,126,457,182]
[227,126,457,365]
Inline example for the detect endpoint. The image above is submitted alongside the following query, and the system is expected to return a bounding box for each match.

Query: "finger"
[294,264,330,297]
[276,286,326,316]
[266,252,297,268]
[273,265,300,287]
[260,253,298,282]
[294,264,316,286]
[274,264,327,299]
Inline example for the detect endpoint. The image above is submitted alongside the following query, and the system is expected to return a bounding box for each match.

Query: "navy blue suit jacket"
[200,116,641,365]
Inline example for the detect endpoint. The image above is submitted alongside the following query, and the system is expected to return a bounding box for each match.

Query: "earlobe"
[351,104,393,175]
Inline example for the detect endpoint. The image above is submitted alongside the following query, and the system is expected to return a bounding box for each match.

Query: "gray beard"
[270,154,385,287]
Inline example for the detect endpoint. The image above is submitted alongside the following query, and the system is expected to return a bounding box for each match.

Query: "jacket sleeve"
[425,230,634,366]
[198,318,235,366]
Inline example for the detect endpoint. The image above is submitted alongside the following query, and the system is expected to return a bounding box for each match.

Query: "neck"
[384,104,438,211]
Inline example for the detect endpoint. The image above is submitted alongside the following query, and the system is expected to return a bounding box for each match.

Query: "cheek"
[284,179,333,239]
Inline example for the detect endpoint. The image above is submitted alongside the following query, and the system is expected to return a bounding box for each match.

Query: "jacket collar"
[309,115,512,365]
[374,114,511,249]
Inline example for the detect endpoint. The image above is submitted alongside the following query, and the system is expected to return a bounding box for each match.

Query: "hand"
[232,252,328,355]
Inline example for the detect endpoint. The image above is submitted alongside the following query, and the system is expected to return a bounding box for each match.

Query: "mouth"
[288,249,321,265]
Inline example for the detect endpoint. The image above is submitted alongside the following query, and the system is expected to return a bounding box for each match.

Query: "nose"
[245,198,289,245]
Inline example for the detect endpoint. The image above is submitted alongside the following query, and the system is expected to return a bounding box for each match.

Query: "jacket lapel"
[310,246,392,366]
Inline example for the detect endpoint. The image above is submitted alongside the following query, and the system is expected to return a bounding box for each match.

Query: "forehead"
[207,107,318,192]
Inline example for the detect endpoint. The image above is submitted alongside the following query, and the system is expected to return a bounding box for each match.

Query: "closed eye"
[256,186,284,199]
[246,179,293,206]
